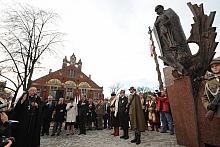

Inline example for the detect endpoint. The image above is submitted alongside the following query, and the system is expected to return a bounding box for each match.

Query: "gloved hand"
[205,110,215,121]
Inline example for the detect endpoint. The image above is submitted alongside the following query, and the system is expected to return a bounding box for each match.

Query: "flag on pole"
[149,39,155,57]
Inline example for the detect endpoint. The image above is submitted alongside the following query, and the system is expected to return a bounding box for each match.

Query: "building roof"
[32,63,103,91]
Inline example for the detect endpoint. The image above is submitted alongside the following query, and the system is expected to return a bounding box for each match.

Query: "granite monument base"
[164,67,220,147]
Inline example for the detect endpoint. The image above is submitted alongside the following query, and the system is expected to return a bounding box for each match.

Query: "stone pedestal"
[164,67,220,147]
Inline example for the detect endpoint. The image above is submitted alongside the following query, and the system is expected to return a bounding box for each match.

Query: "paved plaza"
[41,129,184,147]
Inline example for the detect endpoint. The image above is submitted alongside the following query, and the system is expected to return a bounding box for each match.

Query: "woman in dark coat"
[87,98,96,130]
[51,98,66,136]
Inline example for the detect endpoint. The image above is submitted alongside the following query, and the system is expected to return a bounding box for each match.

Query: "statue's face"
[156,7,164,15]
[211,63,220,74]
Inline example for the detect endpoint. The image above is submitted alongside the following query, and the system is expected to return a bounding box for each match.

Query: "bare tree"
[136,86,151,93]
[0,4,63,103]
[109,82,123,95]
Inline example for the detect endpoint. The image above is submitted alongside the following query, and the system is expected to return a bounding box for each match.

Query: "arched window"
[78,82,90,95]
[47,79,62,86]
[47,79,62,98]
[78,82,90,88]
[65,81,77,88]
[65,81,77,99]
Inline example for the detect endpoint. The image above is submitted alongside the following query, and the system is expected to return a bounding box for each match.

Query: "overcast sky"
[1,0,220,97]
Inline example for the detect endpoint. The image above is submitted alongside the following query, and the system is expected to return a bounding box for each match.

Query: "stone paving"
[41,129,185,147]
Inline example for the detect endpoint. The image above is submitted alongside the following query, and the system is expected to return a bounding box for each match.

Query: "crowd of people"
[38,86,175,145]
[0,85,175,147]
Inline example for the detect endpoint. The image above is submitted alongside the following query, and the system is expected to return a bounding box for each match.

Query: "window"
[36,89,41,96]
[66,88,73,98]
[50,86,58,98]
[68,69,75,78]
[78,82,90,88]
[65,81,77,88]
[48,79,62,85]
[93,92,99,99]
[80,88,87,95]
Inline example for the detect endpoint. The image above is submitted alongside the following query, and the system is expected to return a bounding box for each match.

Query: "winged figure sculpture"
[153,3,218,80]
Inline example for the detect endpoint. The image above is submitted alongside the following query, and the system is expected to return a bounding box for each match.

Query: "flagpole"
[148,26,164,91]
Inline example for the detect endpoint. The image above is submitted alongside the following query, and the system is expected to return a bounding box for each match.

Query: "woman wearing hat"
[202,56,220,121]
[109,92,120,136]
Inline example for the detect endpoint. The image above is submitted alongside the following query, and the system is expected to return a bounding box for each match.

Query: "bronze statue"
[154,5,191,54]
[154,5,192,75]
[154,3,218,80]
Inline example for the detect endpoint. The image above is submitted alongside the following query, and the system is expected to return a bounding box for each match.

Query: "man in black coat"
[41,95,55,136]
[118,90,129,139]
[77,94,89,135]
[13,87,42,147]
[103,98,110,129]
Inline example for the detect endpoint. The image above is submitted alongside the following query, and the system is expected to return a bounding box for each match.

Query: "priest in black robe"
[13,87,42,147]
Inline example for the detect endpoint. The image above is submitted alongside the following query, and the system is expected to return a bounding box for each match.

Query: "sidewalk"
[41,129,185,147]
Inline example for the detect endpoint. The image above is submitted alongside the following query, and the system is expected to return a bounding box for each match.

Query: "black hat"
[111,92,116,96]
[208,56,220,72]
[155,5,164,12]
[128,86,136,91]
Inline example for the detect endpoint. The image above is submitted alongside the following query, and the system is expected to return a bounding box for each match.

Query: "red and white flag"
[149,39,155,57]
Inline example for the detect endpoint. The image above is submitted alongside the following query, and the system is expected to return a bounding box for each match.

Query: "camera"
[0,120,18,147]
[0,136,14,147]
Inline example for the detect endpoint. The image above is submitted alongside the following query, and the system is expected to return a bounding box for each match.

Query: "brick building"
[31,53,103,101]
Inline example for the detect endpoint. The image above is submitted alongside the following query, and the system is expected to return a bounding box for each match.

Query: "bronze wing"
[187,2,218,78]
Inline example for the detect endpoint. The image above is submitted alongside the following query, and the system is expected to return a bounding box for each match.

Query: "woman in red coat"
[156,90,174,135]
